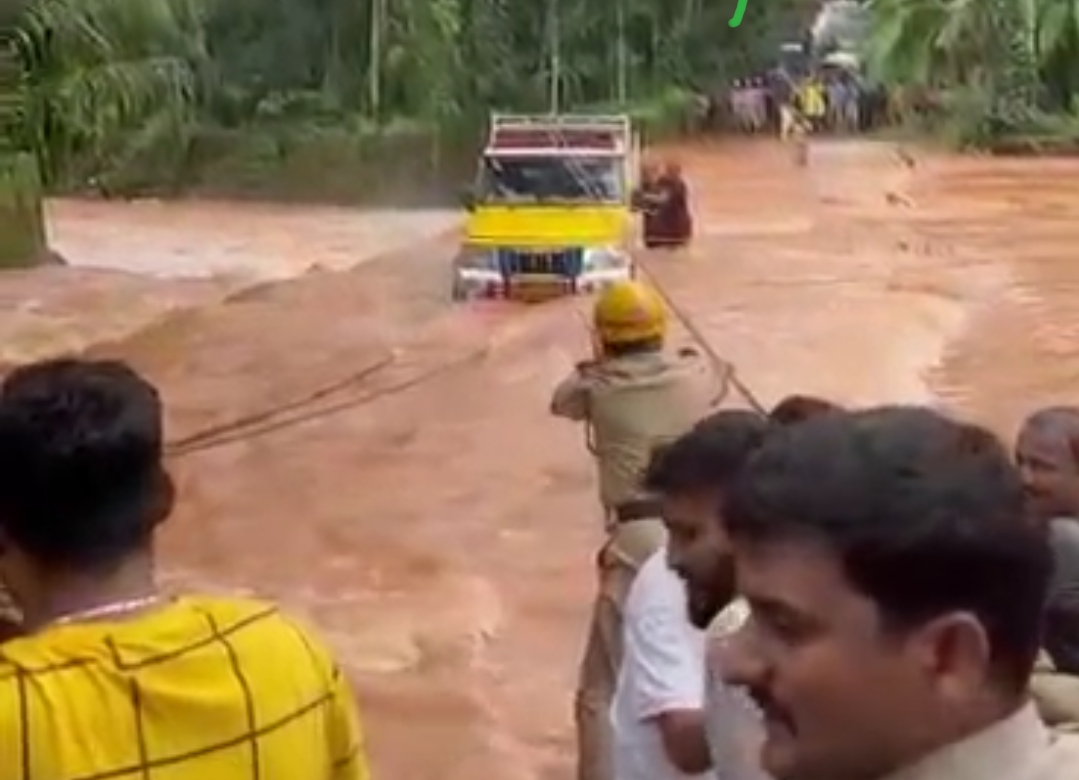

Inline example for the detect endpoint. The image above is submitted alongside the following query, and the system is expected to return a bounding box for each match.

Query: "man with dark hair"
[642,409,773,780]
[720,405,1078,780]
[645,410,769,633]
[1014,406,1079,723]
[0,358,369,779]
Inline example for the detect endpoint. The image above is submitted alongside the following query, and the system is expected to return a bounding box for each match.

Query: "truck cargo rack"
[486,112,631,154]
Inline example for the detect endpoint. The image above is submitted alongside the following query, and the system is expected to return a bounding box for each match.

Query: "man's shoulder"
[625,550,685,617]
[188,596,335,655]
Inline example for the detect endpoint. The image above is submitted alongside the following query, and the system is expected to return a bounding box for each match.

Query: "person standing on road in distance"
[0,358,369,780]
[644,409,773,780]
[551,279,719,780]
[719,406,1079,780]
[1015,406,1079,724]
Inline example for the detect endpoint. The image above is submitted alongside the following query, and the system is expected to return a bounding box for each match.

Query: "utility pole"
[368,0,383,118]
[616,0,627,103]
[547,0,560,113]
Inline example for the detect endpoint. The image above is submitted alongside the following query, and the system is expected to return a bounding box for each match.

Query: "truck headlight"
[583,247,629,271]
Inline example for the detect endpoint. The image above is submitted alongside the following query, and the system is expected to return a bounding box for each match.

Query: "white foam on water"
[48,200,460,282]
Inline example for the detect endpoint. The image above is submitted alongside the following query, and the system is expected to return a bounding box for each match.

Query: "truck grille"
[498,248,584,277]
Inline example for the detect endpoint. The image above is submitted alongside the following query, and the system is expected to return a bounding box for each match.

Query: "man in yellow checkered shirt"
[0,357,371,780]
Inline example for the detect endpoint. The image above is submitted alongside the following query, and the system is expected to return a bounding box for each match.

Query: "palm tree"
[20,0,206,189]
[864,0,1059,125]
[0,0,48,269]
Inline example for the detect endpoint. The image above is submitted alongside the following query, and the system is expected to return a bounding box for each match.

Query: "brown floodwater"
[2,138,1079,779]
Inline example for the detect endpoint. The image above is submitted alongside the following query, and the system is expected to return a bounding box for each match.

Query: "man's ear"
[908,611,992,699]
[149,469,176,528]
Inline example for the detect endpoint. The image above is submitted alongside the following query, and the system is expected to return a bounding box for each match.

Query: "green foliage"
[12,0,818,197]
[864,0,1079,146]
[18,0,206,185]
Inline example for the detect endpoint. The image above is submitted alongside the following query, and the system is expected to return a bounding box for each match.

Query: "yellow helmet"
[593,280,667,345]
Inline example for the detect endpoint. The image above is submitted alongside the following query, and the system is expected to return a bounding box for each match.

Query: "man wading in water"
[634,160,693,250]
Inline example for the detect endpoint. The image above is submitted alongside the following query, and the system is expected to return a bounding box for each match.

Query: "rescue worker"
[631,160,661,213]
[636,161,692,250]
[550,279,719,780]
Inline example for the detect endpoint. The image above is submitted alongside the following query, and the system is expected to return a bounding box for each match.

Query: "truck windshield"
[478,155,624,204]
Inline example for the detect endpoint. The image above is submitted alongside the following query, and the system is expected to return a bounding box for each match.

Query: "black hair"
[725,405,1051,691]
[769,394,843,426]
[644,409,770,496]
[0,358,174,569]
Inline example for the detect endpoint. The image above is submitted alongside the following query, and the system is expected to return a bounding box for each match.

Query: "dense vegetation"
[4,0,1079,214]
[865,0,1079,147]
[4,0,815,200]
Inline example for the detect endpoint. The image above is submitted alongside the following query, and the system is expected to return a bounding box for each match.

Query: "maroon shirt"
[643,174,692,248]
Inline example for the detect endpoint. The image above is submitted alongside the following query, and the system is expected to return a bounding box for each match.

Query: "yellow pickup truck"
[451,113,639,303]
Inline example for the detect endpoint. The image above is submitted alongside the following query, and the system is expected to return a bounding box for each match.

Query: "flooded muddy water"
[3,139,1079,779]
[0,200,457,367]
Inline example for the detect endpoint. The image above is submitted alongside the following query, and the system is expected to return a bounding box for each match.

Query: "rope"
[635,256,768,415]
[166,346,490,459]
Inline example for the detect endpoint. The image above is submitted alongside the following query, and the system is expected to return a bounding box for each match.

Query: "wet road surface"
[4,139,1079,779]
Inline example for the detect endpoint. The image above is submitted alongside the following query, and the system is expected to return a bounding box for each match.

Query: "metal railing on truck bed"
[487,113,631,153]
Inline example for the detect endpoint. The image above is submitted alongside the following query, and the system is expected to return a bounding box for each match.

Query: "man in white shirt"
[641,410,774,780]
[611,546,711,780]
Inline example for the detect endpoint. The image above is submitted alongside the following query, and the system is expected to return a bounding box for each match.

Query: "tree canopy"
[9,0,817,187]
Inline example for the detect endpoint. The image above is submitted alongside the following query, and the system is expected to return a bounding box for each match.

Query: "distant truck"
[451,113,639,303]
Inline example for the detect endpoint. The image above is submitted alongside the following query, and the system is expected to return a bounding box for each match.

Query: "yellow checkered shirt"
[0,595,369,780]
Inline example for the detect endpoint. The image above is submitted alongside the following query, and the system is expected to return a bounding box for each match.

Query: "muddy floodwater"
[3,139,1079,779]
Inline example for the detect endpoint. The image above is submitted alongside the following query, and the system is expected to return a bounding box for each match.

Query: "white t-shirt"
[705,599,772,780]
[611,549,711,780]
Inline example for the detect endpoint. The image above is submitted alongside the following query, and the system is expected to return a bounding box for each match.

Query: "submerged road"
[2,138,1079,779]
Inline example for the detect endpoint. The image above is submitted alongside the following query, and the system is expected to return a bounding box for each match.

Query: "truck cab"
[451,113,638,303]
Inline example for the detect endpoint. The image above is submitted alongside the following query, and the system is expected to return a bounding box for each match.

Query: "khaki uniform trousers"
[574,518,667,780]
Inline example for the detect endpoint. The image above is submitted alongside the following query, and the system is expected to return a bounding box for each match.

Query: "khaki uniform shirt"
[881,703,1079,780]
[1032,651,1079,727]
[550,350,718,513]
